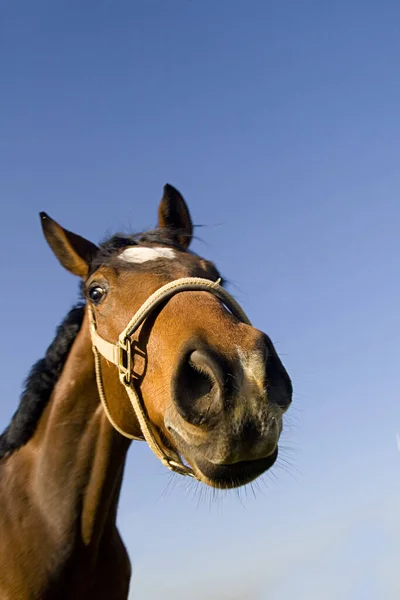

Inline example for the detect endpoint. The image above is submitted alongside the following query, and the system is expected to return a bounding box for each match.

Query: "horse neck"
[13,309,131,552]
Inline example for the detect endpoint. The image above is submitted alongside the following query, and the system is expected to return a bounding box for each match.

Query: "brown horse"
[0,184,292,599]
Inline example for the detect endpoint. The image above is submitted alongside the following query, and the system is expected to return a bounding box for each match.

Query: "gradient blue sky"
[1,2,400,598]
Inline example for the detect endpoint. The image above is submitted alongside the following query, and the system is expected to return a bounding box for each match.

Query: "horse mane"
[0,303,85,460]
[89,229,187,274]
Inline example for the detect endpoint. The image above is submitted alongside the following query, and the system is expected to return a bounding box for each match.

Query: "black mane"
[0,304,85,459]
[0,227,193,460]
[89,228,188,274]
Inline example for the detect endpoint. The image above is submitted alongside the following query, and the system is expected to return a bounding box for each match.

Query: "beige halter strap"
[89,277,252,477]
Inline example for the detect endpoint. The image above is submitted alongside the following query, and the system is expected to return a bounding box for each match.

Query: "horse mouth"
[191,449,279,489]
[167,425,278,489]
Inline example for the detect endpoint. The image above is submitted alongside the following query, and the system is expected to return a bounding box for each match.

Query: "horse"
[0,184,292,599]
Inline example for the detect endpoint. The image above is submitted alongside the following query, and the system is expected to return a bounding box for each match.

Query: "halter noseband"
[89,277,252,478]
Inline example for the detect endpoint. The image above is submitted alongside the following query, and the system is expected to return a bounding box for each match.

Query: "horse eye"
[88,285,106,305]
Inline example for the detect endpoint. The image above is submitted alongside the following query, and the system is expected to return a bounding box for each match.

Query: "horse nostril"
[173,349,224,426]
[265,348,293,410]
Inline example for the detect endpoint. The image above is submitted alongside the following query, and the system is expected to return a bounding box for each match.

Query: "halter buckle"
[117,337,132,384]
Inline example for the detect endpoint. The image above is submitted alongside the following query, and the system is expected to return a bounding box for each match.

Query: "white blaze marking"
[118,246,176,264]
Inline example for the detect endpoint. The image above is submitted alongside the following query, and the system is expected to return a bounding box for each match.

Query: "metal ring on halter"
[89,277,252,478]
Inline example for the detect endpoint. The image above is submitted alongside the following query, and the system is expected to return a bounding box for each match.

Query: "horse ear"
[157,184,193,249]
[40,212,99,278]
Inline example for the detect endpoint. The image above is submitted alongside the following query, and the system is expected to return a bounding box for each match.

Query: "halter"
[89,277,252,478]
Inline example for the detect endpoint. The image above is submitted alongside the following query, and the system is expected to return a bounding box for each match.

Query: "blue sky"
[1,1,400,598]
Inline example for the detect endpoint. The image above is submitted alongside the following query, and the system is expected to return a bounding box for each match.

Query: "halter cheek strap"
[89,277,252,478]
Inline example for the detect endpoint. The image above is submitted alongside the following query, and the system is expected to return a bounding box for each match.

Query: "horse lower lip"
[170,428,278,488]
[193,450,279,488]
[208,444,277,465]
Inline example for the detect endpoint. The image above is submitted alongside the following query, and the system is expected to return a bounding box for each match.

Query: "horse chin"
[190,449,279,489]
